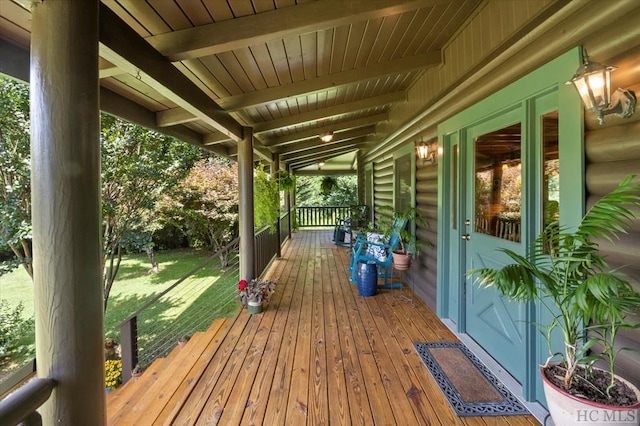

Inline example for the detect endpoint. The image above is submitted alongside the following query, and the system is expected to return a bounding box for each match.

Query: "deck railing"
[296,206,350,227]
[0,377,56,426]
[0,212,293,417]
[253,225,278,279]
[118,237,241,382]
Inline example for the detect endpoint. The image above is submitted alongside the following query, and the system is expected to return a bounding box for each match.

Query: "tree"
[100,114,200,310]
[296,175,357,206]
[166,157,238,266]
[0,76,32,278]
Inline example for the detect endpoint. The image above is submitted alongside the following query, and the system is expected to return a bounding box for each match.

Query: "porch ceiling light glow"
[318,160,325,169]
[319,131,334,142]
[566,49,636,125]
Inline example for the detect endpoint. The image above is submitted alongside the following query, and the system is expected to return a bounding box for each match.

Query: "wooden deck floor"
[106,230,540,425]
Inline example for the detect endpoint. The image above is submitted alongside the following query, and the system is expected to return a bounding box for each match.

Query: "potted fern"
[471,176,640,425]
[379,205,426,270]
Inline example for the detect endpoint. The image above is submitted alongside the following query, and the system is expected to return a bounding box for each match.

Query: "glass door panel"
[474,123,522,242]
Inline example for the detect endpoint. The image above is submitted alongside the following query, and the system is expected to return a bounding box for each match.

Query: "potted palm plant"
[471,176,640,426]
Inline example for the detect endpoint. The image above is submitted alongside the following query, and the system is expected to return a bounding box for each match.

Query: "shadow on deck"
[106,230,540,425]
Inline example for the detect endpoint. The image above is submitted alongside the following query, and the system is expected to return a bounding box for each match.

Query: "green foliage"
[100,113,201,309]
[0,76,33,278]
[296,175,357,206]
[254,164,279,232]
[0,299,34,358]
[470,175,640,395]
[320,176,338,195]
[276,170,296,191]
[377,205,427,254]
[165,157,238,265]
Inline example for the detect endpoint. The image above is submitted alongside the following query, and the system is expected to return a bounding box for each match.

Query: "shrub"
[0,299,34,357]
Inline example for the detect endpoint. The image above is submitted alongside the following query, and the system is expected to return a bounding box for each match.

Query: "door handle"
[461,234,471,241]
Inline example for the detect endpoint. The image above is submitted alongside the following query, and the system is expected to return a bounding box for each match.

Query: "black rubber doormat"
[414,342,530,417]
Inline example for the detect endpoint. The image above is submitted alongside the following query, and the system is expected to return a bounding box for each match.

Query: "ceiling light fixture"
[566,48,636,125]
[319,131,334,143]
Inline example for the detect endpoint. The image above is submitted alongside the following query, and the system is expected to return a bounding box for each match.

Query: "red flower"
[238,279,247,291]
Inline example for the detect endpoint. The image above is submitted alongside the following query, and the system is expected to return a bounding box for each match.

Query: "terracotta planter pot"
[392,251,412,271]
[541,365,640,426]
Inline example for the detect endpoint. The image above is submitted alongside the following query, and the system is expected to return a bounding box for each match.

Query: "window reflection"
[542,112,559,254]
[474,123,522,242]
[543,112,559,228]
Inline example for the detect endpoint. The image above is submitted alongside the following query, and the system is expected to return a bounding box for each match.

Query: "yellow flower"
[104,359,123,388]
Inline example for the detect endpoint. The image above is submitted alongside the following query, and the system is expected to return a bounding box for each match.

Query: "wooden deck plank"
[107,357,166,424]
[376,291,459,425]
[285,231,316,424]
[336,243,397,425]
[262,233,310,424]
[215,241,290,425]
[169,313,251,424]
[329,242,376,425]
[106,230,541,426]
[153,319,230,425]
[368,292,443,425]
[239,239,302,425]
[323,245,351,425]
[350,283,422,424]
[118,331,211,424]
[308,241,330,424]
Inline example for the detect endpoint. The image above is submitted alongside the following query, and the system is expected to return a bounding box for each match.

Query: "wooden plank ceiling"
[0,0,482,172]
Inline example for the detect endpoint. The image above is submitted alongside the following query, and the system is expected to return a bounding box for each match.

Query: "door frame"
[436,47,584,402]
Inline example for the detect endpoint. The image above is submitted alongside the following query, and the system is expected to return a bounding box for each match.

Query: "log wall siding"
[357,150,365,204]
[584,49,640,386]
[414,137,439,309]
[373,155,393,225]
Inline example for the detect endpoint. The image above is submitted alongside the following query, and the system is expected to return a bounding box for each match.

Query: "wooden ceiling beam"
[218,52,440,111]
[266,113,387,147]
[100,87,229,157]
[99,57,121,79]
[253,91,406,134]
[202,132,231,145]
[157,107,199,127]
[288,148,363,169]
[147,0,448,61]
[0,39,230,157]
[98,4,244,141]
[292,169,358,176]
[226,143,275,162]
[281,138,368,162]
[0,38,29,82]
[274,126,376,155]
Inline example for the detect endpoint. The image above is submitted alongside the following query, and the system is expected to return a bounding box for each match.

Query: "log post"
[239,127,255,281]
[30,0,104,424]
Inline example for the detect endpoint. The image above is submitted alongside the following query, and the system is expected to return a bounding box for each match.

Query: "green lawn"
[0,248,240,380]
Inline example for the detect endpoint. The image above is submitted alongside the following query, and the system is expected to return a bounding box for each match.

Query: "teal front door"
[438,47,583,403]
[462,110,528,383]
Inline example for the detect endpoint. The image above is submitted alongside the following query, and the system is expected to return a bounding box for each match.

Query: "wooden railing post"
[120,317,138,384]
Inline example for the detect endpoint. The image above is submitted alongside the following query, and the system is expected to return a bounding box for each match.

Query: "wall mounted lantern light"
[566,48,636,125]
[416,141,436,165]
[318,160,325,169]
[319,131,334,142]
